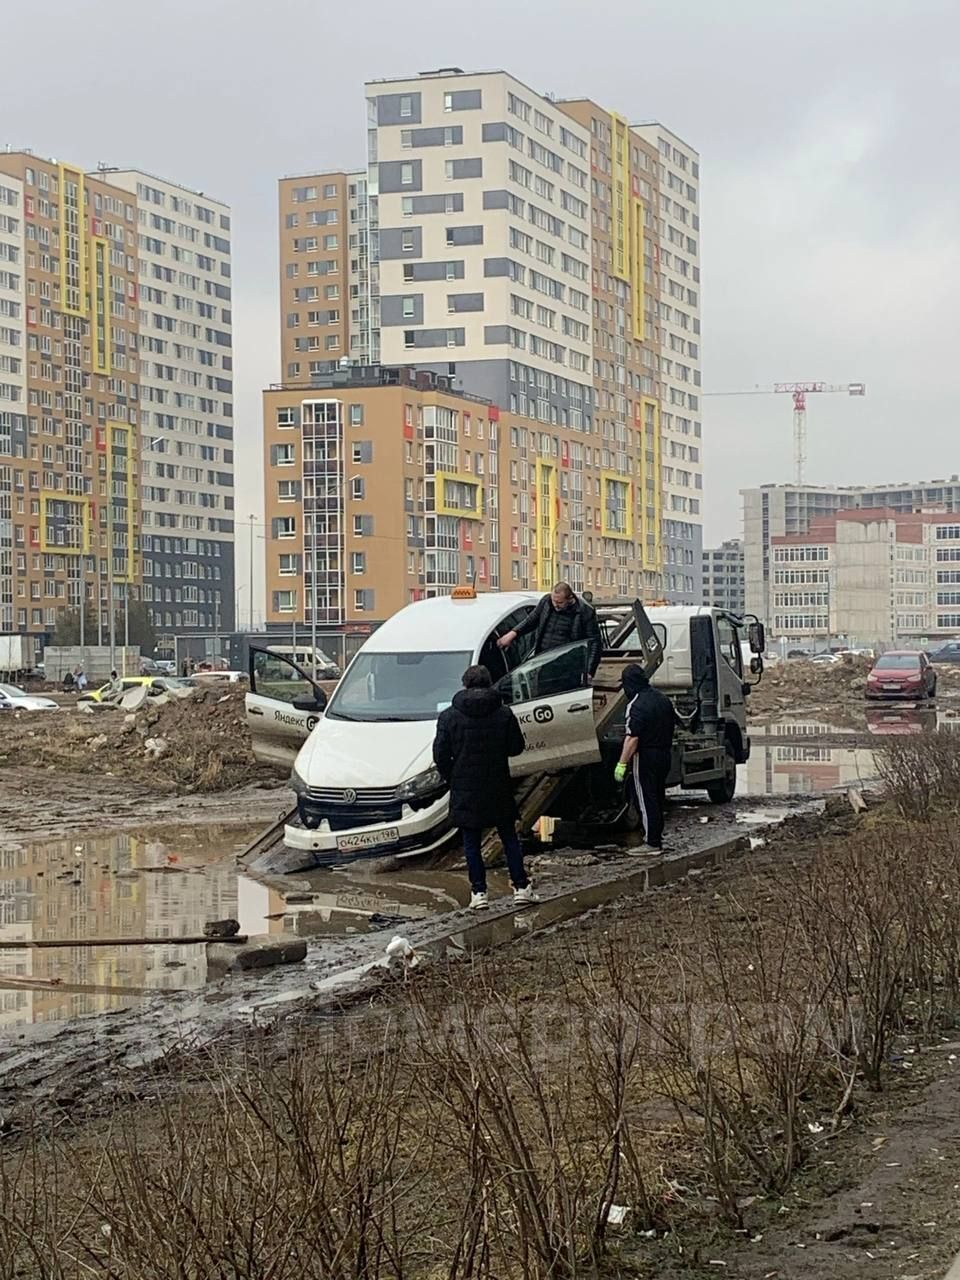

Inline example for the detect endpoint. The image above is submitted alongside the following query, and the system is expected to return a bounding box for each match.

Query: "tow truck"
[243,591,765,868]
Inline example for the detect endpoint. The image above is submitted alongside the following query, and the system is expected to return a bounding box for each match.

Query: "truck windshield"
[325,650,473,722]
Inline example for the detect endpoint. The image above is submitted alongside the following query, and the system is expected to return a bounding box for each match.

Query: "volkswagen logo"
[341,788,357,805]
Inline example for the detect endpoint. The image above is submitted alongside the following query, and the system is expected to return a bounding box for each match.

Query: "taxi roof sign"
[451,585,477,600]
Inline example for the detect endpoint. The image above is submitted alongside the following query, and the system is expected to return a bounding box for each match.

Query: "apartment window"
[401,129,413,148]
[275,517,295,539]
[401,163,415,186]
[400,96,413,118]
[402,197,414,217]
[325,284,339,300]
[403,263,415,282]
[354,589,374,612]
[325,335,340,350]
[401,230,415,252]
[351,476,365,500]
[352,552,366,575]
[402,297,416,319]
[279,554,298,576]
[323,234,338,250]
[275,443,295,466]
[275,590,296,613]
[277,480,298,503]
[404,330,416,349]
[323,184,337,199]
[277,407,297,427]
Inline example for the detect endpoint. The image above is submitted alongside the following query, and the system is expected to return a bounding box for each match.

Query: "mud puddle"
[0,822,269,1028]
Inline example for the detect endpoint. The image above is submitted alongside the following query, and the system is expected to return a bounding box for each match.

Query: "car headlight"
[290,767,308,796]
[395,767,446,801]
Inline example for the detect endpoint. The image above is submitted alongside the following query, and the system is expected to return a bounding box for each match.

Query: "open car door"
[246,647,328,773]
[496,640,601,777]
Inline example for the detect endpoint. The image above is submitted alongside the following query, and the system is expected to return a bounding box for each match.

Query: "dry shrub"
[875,728,960,820]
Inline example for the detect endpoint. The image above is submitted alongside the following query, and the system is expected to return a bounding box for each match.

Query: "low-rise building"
[702,538,744,614]
[769,508,960,649]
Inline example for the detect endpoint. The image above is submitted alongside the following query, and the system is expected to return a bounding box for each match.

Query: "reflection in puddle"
[0,824,267,1029]
[739,740,877,797]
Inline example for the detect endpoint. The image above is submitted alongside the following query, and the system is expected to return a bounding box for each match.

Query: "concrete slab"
[120,685,148,712]
[205,933,307,976]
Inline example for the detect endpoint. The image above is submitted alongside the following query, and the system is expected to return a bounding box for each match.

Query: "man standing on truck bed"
[497,582,602,675]
[432,665,537,910]
[614,663,676,853]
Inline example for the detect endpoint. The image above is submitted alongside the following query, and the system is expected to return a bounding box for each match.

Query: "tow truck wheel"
[706,743,737,805]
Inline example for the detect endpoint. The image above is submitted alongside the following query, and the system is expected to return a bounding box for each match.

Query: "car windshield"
[326,650,472,722]
[875,654,921,670]
[0,684,25,698]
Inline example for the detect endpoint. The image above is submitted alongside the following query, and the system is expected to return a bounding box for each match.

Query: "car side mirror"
[750,656,763,676]
[748,621,766,654]
[293,687,327,713]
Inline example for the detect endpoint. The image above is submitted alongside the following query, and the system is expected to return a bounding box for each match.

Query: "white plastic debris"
[749,836,766,850]
[385,934,422,970]
[808,1121,825,1134]
[606,1204,630,1228]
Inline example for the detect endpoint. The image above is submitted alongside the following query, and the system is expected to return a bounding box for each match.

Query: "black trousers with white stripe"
[631,747,672,849]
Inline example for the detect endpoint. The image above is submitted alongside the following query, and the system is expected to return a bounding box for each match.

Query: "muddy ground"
[2,802,960,1277]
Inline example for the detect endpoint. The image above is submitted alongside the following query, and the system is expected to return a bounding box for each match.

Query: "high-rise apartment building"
[0,153,140,656]
[105,169,235,638]
[262,67,702,636]
[703,538,745,614]
[743,479,960,624]
[632,124,702,601]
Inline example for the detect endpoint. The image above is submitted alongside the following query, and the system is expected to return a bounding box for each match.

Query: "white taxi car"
[245,590,601,863]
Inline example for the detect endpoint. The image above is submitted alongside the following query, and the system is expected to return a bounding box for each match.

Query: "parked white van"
[245,591,601,863]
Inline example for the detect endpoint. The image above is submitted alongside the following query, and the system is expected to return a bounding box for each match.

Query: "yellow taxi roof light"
[451,585,477,600]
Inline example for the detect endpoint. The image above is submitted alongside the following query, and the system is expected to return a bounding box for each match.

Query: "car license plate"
[885,684,902,692]
[336,827,400,853]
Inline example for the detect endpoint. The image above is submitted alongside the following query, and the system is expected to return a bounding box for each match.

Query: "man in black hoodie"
[432,665,537,909]
[614,663,676,852]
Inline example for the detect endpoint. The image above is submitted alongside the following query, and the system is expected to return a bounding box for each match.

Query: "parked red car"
[865,650,937,700]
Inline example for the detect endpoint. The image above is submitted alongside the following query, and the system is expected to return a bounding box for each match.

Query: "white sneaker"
[628,844,663,857]
[469,891,489,910]
[513,884,539,905]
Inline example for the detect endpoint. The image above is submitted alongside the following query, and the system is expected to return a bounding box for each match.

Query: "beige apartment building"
[769,508,960,648]
[0,152,140,657]
[262,68,703,633]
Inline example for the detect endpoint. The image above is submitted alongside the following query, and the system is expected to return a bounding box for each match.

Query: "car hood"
[293,716,436,788]
[14,697,58,709]
[870,668,920,678]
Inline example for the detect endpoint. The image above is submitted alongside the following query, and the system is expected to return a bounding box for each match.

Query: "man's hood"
[622,663,650,699]
[452,687,504,718]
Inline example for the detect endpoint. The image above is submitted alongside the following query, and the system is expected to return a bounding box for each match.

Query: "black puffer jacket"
[514,593,603,674]
[432,687,525,829]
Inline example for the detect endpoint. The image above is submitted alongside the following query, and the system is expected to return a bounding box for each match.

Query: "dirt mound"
[749,655,873,718]
[0,686,264,794]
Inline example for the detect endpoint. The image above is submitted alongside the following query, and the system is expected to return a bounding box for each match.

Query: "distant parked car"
[929,641,960,665]
[186,670,248,686]
[79,676,192,703]
[809,652,842,666]
[155,660,176,675]
[0,683,58,711]
[866,651,936,700]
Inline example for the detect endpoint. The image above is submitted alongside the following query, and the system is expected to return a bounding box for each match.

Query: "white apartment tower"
[0,173,25,633]
[105,169,235,638]
[364,69,596,429]
[632,124,702,602]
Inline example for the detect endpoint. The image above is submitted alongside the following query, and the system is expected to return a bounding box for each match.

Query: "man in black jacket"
[614,663,676,852]
[432,665,537,910]
[496,582,602,675]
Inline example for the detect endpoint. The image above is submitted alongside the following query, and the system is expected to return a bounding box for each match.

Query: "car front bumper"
[283,794,455,864]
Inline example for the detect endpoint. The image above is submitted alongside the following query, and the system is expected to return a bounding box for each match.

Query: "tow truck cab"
[572,604,763,813]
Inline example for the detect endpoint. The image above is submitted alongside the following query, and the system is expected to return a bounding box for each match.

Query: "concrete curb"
[944,1253,960,1280]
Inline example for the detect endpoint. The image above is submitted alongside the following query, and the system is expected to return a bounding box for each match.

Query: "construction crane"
[703,381,866,485]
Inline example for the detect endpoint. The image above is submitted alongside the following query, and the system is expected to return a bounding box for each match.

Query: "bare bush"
[876,729,960,821]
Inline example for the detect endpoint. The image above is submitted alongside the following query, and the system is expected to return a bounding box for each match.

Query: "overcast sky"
[4,0,957,610]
